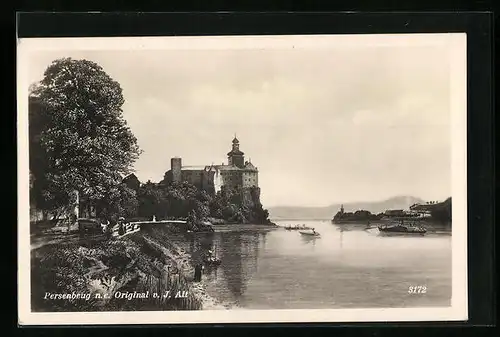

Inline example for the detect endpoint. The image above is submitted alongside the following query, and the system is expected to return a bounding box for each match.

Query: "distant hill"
[411,197,451,212]
[268,196,426,220]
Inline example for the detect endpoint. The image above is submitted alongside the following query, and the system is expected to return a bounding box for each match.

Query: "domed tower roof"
[228,134,244,155]
[227,134,245,167]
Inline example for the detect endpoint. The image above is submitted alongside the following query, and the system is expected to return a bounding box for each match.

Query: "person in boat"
[312,228,316,234]
[205,248,218,263]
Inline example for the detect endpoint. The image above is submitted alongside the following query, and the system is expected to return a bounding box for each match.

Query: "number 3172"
[408,285,427,294]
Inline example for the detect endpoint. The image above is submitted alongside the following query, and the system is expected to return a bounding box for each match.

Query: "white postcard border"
[17,33,468,325]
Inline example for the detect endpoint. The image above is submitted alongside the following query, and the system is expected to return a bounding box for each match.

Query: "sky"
[22,35,464,207]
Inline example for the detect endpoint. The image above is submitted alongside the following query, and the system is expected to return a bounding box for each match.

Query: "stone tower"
[227,136,245,168]
[171,157,182,183]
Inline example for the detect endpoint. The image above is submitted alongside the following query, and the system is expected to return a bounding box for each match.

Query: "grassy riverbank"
[31,229,227,312]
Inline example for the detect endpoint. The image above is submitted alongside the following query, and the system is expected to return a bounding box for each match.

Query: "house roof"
[215,164,258,172]
[244,161,256,169]
[166,162,258,173]
[123,173,139,181]
[181,166,210,171]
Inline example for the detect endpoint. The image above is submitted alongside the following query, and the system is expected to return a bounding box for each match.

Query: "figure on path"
[194,263,203,282]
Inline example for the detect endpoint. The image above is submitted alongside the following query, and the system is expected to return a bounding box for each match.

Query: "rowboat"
[203,247,221,268]
[203,257,222,267]
[299,230,320,237]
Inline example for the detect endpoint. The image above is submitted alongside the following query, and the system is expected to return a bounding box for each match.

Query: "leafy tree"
[229,189,243,205]
[193,200,210,220]
[134,179,271,226]
[187,210,198,226]
[137,182,164,219]
[163,182,195,218]
[333,209,381,222]
[209,193,224,219]
[29,96,52,215]
[29,58,141,216]
[97,183,139,222]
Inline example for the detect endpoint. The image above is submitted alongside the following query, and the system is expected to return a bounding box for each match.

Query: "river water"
[182,220,452,309]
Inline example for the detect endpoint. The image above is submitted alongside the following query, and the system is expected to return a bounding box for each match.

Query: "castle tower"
[340,204,344,214]
[227,135,245,168]
[171,157,182,183]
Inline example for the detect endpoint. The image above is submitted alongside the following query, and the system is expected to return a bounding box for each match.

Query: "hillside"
[411,197,451,212]
[412,197,452,224]
[268,196,425,220]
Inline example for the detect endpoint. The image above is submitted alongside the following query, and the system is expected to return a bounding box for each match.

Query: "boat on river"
[378,219,426,235]
[285,224,312,231]
[202,247,222,268]
[203,257,222,267]
[299,230,320,237]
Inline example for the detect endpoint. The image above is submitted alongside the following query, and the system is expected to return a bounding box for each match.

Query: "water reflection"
[194,231,264,301]
[335,223,374,232]
[181,221,452,309]
[300,234,319,249]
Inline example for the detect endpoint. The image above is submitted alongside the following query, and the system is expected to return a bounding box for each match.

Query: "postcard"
[17,33,468,325]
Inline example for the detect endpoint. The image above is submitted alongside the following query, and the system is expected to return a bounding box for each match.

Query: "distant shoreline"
[210,223,279,231]
[270,218,331,221]
[271,218,451,227]
[267,196,451,221]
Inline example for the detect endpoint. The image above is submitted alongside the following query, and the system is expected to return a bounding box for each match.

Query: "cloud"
[24,37,457,206]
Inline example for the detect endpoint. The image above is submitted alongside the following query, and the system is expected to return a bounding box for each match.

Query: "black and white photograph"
[17,33,468,324]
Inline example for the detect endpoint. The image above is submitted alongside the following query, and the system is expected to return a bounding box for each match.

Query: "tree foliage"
[137,181,166,219]
[29,58,142,215]
[134,181,271,225]
[429,197,452,224]
[97,183,139,222]
[333,209,381,221]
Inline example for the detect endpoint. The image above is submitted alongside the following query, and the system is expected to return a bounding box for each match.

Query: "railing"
[111,222,141,238]
[111,220,189,238]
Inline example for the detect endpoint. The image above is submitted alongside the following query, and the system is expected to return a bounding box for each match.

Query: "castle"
[162,136,259,195]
